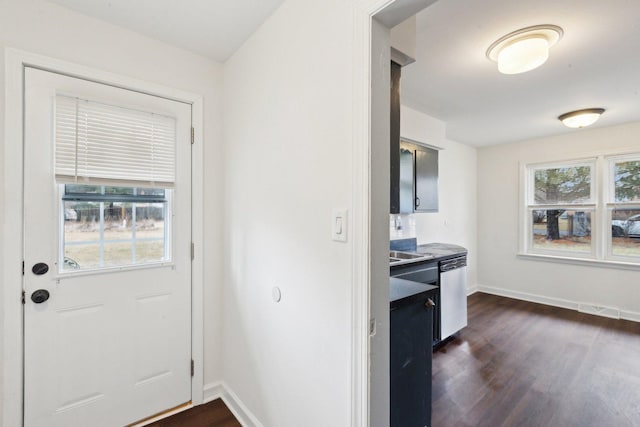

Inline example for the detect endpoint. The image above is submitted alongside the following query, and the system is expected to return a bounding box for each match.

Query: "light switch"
[332,209,348,242]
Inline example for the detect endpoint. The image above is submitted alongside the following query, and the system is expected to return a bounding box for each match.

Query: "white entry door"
[23,67,193,427]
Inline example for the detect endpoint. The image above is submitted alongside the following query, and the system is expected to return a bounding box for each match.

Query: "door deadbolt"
[32,263,49,275]
[31,289,50,304]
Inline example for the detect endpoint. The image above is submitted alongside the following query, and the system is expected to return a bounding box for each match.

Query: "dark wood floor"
[145,293,640,427]
[432,292,640,427]
[145,399,240,427]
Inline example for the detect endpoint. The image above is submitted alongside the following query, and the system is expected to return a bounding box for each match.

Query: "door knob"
[31,289,50,304]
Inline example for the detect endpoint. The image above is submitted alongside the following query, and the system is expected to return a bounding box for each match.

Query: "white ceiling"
[48,0,285,62]
[400,0,640,147]
[49,0,640,148]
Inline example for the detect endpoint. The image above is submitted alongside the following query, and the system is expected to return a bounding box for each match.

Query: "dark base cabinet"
[391,261,440,344]
[390,282,436,427]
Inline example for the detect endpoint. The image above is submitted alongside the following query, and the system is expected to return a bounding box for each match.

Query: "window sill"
[517,252,640,271]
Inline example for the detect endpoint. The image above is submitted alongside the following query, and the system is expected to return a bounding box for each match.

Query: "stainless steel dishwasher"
[439,256,468,340]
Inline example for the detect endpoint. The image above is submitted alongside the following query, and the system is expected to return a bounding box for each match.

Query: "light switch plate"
[332,208,348,242]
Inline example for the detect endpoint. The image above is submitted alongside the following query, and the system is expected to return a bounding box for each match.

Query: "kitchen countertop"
[416,242,467,259]
[390,240,467,268]
[390,277,438,308]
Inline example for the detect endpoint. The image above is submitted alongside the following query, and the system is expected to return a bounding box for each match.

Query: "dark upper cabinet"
[393,139,439,213]
[414,145,439,212]
[389,59,439,214]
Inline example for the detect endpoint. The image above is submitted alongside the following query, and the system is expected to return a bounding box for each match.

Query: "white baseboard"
[203,381,226,403]
[621,309,640,323]
[477,284,578,311]
[578,303,621,320]
[477,284,640,323]
[466,283,479,296]
[204,382,264,427]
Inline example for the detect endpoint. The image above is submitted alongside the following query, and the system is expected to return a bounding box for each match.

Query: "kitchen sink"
[390,251,426,260]
[389,250,436,265]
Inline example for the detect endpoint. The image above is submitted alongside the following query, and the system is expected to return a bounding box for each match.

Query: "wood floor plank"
[146,399,241,427]
[432,293,640,427]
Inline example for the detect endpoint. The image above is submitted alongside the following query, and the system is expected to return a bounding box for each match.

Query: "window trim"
[520,154,640,268]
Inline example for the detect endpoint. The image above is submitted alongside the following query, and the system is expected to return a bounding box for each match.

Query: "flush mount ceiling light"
[558,108,605,128]
[486,25,563,74]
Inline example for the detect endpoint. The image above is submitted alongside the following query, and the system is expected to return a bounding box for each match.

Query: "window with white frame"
[524,154,640,264]
[608,156,640,259]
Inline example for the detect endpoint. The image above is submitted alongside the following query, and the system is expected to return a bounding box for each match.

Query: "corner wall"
[221,0,356,425]
[477,122,640,318]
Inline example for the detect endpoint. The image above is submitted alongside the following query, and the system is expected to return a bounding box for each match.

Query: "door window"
[60,184,172,271]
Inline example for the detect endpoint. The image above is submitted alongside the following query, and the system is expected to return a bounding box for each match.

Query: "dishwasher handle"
[440,256,467,272]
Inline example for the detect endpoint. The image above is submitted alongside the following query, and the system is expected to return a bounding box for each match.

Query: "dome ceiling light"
[558,108,606,128]
[486,25,563,74]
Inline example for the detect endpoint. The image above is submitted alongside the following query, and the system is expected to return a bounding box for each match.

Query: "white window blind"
[55,95,176,187]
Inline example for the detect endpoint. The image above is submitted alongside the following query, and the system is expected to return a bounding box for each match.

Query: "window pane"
[534,166,591,204]
[62,185,169,272]
[611,208,640,257]
[65,184,103,195]
[133,203,166,263]
[531,209,592,253]
[614,160,640,202]
[65,185,164,199]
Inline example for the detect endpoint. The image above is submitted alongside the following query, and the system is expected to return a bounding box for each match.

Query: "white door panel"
[23,67,192,427]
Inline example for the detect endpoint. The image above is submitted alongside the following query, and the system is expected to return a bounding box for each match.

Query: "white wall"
[397,105,478,291]
[221,0,355,425]
[477,122,640,319]
[370,17,391,427]
[0,0,224,418]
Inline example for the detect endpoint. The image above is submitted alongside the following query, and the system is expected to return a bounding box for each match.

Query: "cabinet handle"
[415,197,421,207]
[425,298,435,308]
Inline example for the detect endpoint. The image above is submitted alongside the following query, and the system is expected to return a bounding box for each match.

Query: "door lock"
[32,262,49,275]
[31,289,50,304]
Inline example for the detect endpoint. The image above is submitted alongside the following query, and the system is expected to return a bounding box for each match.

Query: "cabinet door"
[415,147,439,212]
[399,147,414,214]
[390,297,433,427]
